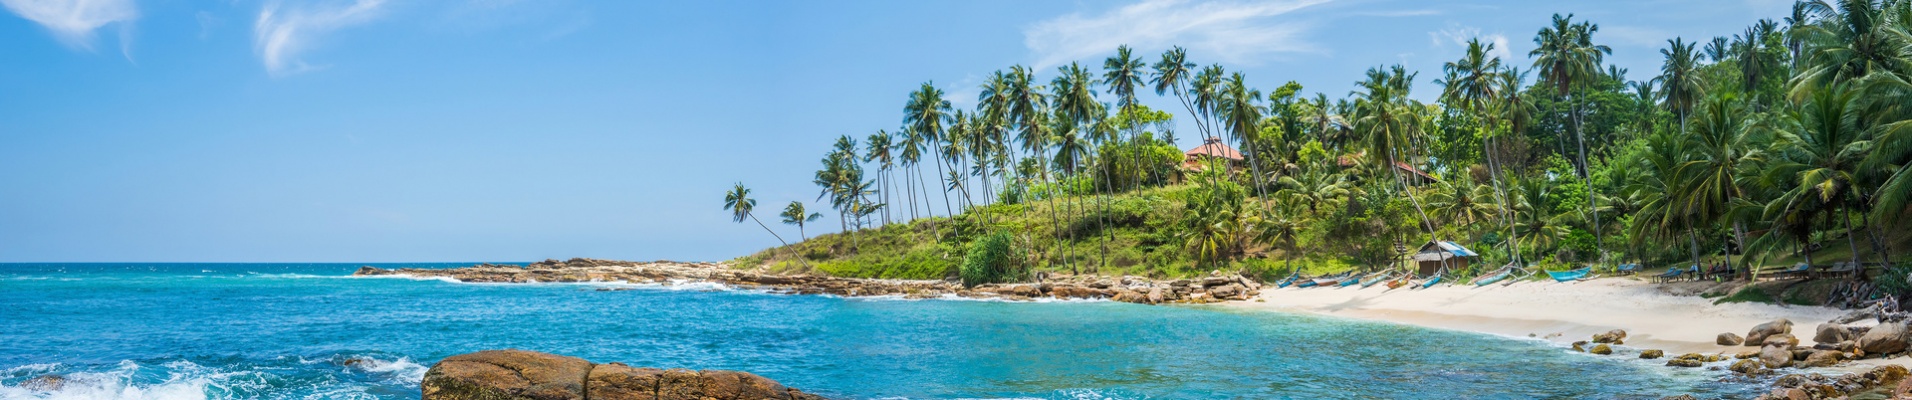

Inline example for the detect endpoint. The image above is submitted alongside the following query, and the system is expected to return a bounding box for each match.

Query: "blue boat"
[1296,278,1319,288]
[1419,274,1443,289]
[1471,268,1512,286]
[1338,274,1364,287]
[1547,267,1592,282]
[1361,272,1395,288]
[1276,274,1299,288]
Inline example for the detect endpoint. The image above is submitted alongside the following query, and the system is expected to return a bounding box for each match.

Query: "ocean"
[0,263,1761,399]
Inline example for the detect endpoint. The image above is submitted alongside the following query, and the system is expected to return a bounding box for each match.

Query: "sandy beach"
[1228,277,1869,357]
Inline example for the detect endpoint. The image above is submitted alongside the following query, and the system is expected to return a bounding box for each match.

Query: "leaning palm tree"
[725,183,797,265]
[1437,37,1516,265]
[1351,65,1439,243]
[1104,45,1148,192]
[780,201,824,241]
[1151,46,1212,143]
[1531,13,1613,267]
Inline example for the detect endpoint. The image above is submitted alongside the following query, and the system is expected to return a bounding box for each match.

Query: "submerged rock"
[1746,319,1793,346]
[1666,359,1704,368]
[1731,359,1764,375]
[1590,344,1613,355]
[1719,332,1746,346]
[1592,329,1627,344]
[1639,349,1664,359]
[422,350,825,400]
[20,375,65,391]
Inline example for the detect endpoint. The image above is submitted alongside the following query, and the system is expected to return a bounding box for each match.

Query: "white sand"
[1227,277,1858,356]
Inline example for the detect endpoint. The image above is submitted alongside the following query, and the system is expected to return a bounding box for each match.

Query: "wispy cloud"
[1429,25,1512,61]
[253,0,388,76]
[0,0,138,50]
[1023,0,1332,70]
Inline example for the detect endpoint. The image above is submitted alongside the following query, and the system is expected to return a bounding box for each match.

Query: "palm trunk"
[748,213,804,268]
[1571,89,1603,268]
[932,150,958,239]
[917,162,940,242]
[1388,152,1438,244]
[1688,218,1702,269]
[1842,205,1861,268]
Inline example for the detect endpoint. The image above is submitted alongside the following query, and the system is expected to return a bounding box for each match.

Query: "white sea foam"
[0,360,210,400]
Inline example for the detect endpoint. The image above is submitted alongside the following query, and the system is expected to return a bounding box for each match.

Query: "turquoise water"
[1,263,1759,399]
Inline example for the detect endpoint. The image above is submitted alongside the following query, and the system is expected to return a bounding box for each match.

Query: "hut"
[1412,241,1479,275]
[1183,137,1243,171]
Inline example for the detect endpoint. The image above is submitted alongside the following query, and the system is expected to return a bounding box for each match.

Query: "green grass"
[1713,287,1777,305]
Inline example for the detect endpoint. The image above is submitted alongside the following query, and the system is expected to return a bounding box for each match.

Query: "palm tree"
[724,183,797,264]
[1219,72,1271,204]
[1769,83,1871,268]
[780,201,824,241]
[1104,45,1147,192]
[1053,62,1108,270]
[905,82,956,238]
[865,130,896,226]
[1788,0,1912,99]
[1677,96,1761,273]
[1531,13,1613,266]
[1660,38,1706,136]
[1152,47,1212,145]
[1437,37,1513,264]
[1351,65,1438,243]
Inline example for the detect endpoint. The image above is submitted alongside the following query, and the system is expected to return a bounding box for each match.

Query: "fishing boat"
[1275,273,1299,288]
[1337,273,1367,287]
[1419,273,1444,289]
[1471,268,1513,287]
[1296,275,1320,288]
[1311,271,1350,287]
[1547,267,1592,282]
[1361,271,1396,288]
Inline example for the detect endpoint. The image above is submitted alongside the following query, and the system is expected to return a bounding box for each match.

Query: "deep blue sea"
[1,263,1762,399]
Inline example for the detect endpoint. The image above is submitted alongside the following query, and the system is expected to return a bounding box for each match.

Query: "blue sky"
[1,0,1791,262]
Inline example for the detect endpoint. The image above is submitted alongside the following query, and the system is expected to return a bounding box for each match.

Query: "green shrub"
[959,231,1023,287]
[1875,263,1912,297]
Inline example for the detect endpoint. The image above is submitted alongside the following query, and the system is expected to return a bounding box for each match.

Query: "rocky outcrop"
[1762,333,1799,348]
[20,375,65,391]
[1639,349,1664,359]
[1719,332,1745,346]
[421,350,825,400]
[1760,346,1794,369]
[1859,322,1908,355]
[1751,365,1911,400]
[352,259,1263,305]
[1589,344,1613,355]
[1745,319,1793,346]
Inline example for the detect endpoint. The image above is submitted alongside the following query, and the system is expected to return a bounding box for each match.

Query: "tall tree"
[1531,13,1613,267]
[780,201,824,241]
[724,183,797,264]
[905,82,958,239]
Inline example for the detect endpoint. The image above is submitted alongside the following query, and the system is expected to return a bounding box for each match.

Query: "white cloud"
[253,0,387,76]
[0,0,138,49]
[1022,0,1332,70]
[1429,25,1512,61]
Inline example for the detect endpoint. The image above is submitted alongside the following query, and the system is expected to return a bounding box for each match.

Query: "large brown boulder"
[1762,333,1799,348]
[1639,349,1664,359]
[1746,319,1793,346]
[1590,344,1613,355]
[424,350,825,400]
[1760,346,1794,369]
[1801,350,1844,368]
[1719,332,1745,346]
[1859,322,1909,355]
[1814,323,1853,344]
[423,350,594,400]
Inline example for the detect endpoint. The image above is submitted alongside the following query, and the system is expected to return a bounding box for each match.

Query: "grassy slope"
[733,184,1334,281]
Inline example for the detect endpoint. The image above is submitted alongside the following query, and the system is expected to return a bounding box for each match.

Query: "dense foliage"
[734,1,1912,282]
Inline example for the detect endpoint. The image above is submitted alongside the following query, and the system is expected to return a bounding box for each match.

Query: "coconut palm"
[1768,83,1871,267]
[1788,0,1912,99]
[1104,45,1147,192]
[1531,13,1613,266]
[1350,65,1438,241]
[724,183,796,262]
[780,201,824,241]
[905,82,957,237]
[865,130,895,226]
[1219,72,1271,202]
[1676,95,1762,272]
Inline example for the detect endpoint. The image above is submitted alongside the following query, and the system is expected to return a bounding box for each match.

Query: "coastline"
[1224,277,1907,369]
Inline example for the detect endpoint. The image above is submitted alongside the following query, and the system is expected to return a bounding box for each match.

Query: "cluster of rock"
[421,349,826,400]
[353,258,1262,305]
[1709,317,1909,372]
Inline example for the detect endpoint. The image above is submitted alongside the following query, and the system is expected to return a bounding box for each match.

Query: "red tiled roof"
[1184,138,1243,160]
[1394,161,1437,181]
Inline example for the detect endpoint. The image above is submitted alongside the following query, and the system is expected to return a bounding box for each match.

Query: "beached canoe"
[1360,272,1394,288]
[1547,267,1592,282]
[1471,269,1512,286]
[1276,274,1298,288]
[1296,279,1319,288]
[1338,274,1364,287]
[1419,274,1443,289]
